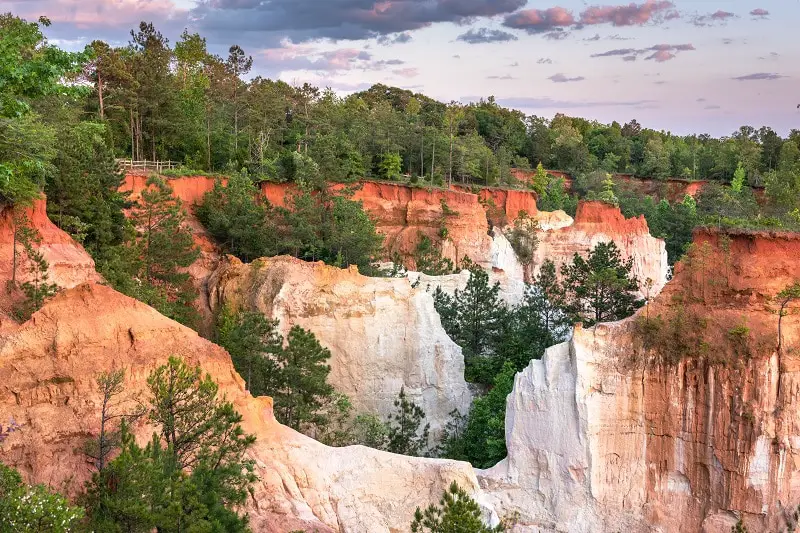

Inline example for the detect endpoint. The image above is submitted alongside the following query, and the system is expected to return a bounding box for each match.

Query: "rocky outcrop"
[206,255,473,439]
[534,201,669,298]
[0,282,488,532]
[480,229,800,532]
[0,198,100,293]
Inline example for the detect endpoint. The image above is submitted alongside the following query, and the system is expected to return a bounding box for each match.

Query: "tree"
[11,213,58,319]
[216,306,282,394]
[196,173,274,261]
[108,176,199,325]
[560,241,641,326]
[411,481,503,533]
[503,213,539,267]
[386,387,430,456]
[270,326,336,431]
[438,361,516,468]
[731,162,746,193]
[0,14,87,204]
[226,45,253,159]
[415,234,454,275]
[378,152,403,180]
[84,369,132,472]
[0,463,84,533]
[531,162,548,195]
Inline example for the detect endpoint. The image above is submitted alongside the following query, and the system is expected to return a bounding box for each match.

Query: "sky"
[5,0,799,136]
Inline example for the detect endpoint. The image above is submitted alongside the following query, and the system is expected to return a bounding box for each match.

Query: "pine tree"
[386,386,430,456]
[270,326,335,431]
[216,305,282,394]
[560,241,641,327]
[411,481,503,533]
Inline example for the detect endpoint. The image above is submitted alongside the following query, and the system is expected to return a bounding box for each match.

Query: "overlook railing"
[116,159,177,174]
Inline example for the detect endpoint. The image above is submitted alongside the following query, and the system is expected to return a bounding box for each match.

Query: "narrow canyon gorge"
[1,179,797,532]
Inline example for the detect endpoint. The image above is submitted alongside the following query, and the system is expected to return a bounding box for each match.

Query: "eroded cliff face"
[481,229,800,533]
[0,282,488,533]
[534,201,669,298]
[0,199,100,322]
[206,255,473,439]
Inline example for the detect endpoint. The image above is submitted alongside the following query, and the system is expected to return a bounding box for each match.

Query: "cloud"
[503,7,575,34]
[260,41,403,74]
[692,10,736,26]
[488,74,516,80]
[732,72,786,81]
[544,30,570,40]
[750,8,769,19]
[704,105,721,110]
[191,0,527,45]
[9,0,185,30]
[696,98,706,102]
[592,43,695,62]
[503,1,675,35]
[537,57,553,64]
[549,73,586,83]
[377,32,413,45]
[579,0,675,26]
[510,61,520,67]
[583,33,633,41]
[457,28,519,44]
[393,67,419,78]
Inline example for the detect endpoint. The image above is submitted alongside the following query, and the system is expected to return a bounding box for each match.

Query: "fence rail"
[116,159,177,173]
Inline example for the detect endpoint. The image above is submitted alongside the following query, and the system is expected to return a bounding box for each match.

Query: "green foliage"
[214,307,340,435]
[411,481,503,533]
[438,361,516,469]
[433,267,504,383]
[101,176,199,326]
[270,326,336,431]
[0,14,88,204]
[386,386,430,456]
[10,211,58,319]
[538,174,577,216]
[560,241,641,327]
[415,234,455,275]
[84,357,256,533]
[0,463,84,533]
[731,162,746,193]
[195,173,272,261]
[45,121,126,255]
[378,152,403,180]
[503,212,539,266]
[531,162,548,195]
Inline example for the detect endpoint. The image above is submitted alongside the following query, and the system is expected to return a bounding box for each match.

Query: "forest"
[2,12,800,532]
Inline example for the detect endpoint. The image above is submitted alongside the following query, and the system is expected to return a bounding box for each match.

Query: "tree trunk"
[430,138,435,182]
[97,73,105,120]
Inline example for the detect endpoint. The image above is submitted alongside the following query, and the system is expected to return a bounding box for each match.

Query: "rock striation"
[206,255,473,439]
[534,201,669,298]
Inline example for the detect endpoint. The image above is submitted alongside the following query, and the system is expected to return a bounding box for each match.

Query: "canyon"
[0,179,797,532]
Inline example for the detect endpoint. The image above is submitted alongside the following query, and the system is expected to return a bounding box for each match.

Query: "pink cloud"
[580,0,674,26]
[750,8,769,18]
[15,0,184,29]
[503,7,575,33]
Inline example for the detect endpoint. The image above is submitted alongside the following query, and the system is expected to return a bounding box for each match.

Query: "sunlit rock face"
[479,229,800,533]
[0,198,100,291]
[207,255,474,440]
[533,201,669,299]
[0,282,489,533]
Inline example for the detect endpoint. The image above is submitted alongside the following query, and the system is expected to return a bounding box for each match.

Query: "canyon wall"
[481,229,800,532]
[0,282,490,533]
[534,200,669,298]
[206,255,473,439]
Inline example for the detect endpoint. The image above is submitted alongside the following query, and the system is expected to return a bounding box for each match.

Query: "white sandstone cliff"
[207,255,473,440]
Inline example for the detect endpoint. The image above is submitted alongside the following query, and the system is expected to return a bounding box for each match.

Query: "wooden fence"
[116,159,177,174]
